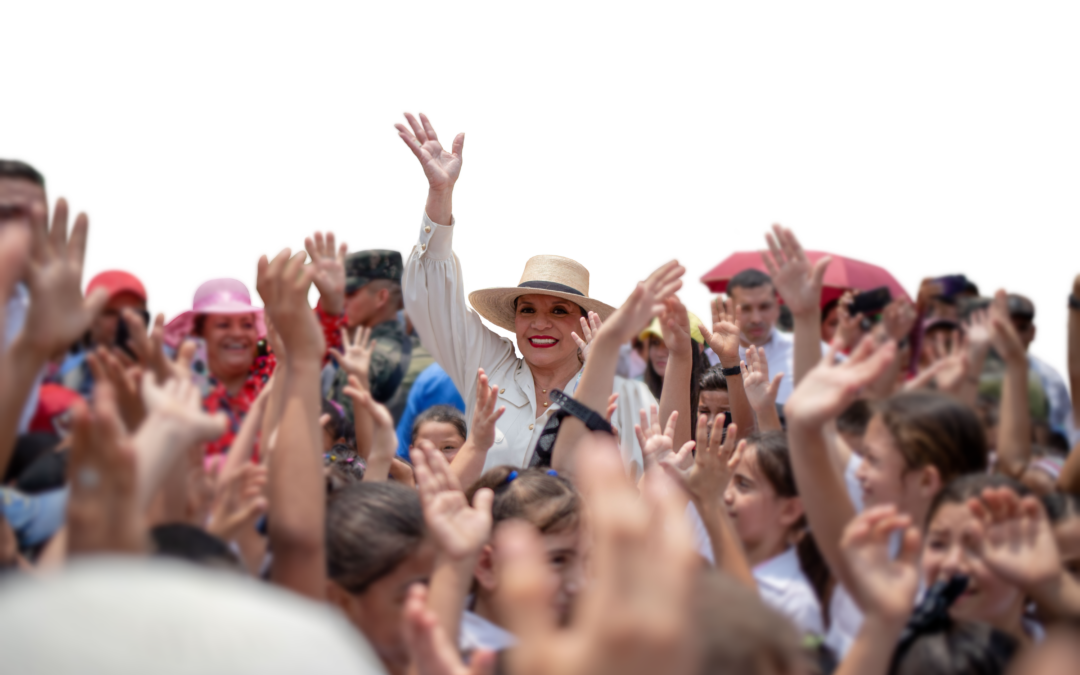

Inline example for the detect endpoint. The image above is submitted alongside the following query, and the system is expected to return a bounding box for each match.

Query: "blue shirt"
[395,363,466,460]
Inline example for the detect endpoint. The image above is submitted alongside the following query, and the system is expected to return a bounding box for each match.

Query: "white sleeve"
[402,213,518,414]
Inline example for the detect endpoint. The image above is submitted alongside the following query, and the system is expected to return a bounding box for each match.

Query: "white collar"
[460,609,517,652]
[752,547,804,590]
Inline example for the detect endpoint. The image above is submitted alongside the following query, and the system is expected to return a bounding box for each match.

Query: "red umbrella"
[700,251,911,307]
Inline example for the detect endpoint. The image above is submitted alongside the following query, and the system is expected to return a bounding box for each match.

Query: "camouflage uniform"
[329,250,412,426]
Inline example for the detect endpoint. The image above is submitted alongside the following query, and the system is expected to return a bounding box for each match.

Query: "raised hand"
[784,336,897,429]
[403,584,496,675]
[256,249,324,362]
[742,345,782,414]
[469,368,505,452]
[67,382,144,555]
[87,347,146,431]
[662,417,741,503]
[840,505,921,624]
[965,487,1063,594]
[570,311,604,362]
[912,329,971,395]
[761,224,830,317]
[834,292,866,351]
[658,296,693,358]
[22,198,108,358]
[395,109,466,194]
[497,441,699,675]
[345,380,397,482]
[598,260,685,347]
[142,370,229,441]
[700,296,741,368]
[207,462,268,543]
[634,405,691,472]
[988,290,1027,365]
[329,325,375,386]
[881,297,917,343]
[116,308,172,385]
[412,441,494,561]
[305,231,347,317]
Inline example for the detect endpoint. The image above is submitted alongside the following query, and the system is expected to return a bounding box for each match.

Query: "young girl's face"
[412,421,466,462]
[648,336,669,378]
[856,415,909,510]
[1053,515,1080,581]
[542,525,586,625]
[342,540,436,674]
[723,446,800,562]
[922,501,1025,628]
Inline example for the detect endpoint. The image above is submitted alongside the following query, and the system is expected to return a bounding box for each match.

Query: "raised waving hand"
[742,345,783,431]
[570,311,604,362]
[304,231,347,317]
[397,113,464,226]
[761,224,830,317]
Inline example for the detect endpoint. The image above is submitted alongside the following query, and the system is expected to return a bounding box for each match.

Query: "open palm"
[784,337,896,428]
[700,297,741,366]
[840,505,921,622]
[396,113,464,192]
[413,443,493,561]
[967,487,1062,591]
[761,224,830,317]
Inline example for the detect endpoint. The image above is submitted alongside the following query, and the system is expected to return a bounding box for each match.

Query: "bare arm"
[657,298,695,452]
[784,337,898,610]
[550,262,685,475]
[988,291,1031,479]
[1070,275,1080,423]
[413,443,493,653]
[834,506,920,675]
[448,368,504,488]
[661,416,756,589]
[258,249,327,600]
[700,297,754,438]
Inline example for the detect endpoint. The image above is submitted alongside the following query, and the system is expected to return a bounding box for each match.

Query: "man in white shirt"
[705,269,798,403]
[1008,294,1078,445]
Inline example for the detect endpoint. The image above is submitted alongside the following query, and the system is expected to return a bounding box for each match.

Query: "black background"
[10,92,1071,360]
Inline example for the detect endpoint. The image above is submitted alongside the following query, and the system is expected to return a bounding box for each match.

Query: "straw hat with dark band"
[468,255,616,332]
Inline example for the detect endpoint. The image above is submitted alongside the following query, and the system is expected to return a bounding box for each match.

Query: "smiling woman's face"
[202,313,259,381]
[514,294,585,371]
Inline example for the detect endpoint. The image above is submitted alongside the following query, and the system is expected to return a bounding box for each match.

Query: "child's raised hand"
[965,486,1064,594]
[699,296,741,368]
[598,260,685,347]
[412,441,493,562]
[634,405,686,472]
[840,505,921,624]
[329,325,375,386]
[469,368,505,453]
[742,345,782,414]
[256,249,324,362]
[784,335,896,429]
[345,379,397,482]
[662,417,741,504]
[403,583,496,675]
[570,311,604,363]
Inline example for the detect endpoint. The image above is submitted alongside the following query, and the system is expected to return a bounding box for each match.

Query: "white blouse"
[403,213,655,475]
[754,548,825,637]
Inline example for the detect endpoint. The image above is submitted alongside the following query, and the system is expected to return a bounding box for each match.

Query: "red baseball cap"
[29,383,82,436]
[86,270,147,302]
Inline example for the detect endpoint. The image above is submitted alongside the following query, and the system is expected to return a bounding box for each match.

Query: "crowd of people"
[1,112,1079,675]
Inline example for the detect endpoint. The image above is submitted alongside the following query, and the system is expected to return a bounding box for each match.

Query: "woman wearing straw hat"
[396,113,656,474]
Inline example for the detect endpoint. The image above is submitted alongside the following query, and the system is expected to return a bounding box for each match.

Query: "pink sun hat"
[163,278,266,348]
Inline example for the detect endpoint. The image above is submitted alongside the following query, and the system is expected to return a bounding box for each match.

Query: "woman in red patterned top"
[164,232,348,454]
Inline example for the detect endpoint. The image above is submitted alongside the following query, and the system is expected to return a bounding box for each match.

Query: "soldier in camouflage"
[328,249,412,426]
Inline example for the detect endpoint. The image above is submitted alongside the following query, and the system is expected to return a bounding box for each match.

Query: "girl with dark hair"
[459,465,584,653]
[324,481,434,674]
[920,474,1036,644]
[723,430,827,636]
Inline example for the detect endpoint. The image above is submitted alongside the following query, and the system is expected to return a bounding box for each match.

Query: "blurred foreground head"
[0,557,385,674]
